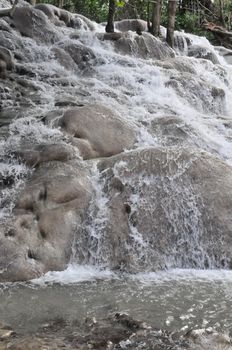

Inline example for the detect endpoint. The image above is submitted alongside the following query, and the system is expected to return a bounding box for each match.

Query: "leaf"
[116,0,125,8]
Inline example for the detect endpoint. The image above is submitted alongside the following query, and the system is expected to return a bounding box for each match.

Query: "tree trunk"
[151,0,162,36]
[166,0,177,48]
[58,0,64,8]
[106,0,116,33]
[219,0,225,26]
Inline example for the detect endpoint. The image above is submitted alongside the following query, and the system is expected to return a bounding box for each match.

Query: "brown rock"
[0,160,92,282]
[60,104,136,159]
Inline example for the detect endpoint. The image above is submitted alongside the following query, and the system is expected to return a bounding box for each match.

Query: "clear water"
[0,267,232,334]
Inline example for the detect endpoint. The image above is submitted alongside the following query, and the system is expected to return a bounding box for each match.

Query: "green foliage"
[72,0,108,22]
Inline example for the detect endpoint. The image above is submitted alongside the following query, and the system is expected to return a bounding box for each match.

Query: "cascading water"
[2,4,232,346]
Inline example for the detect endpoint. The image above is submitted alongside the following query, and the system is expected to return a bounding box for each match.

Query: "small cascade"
[110,149,220,270]
[74,163,110,267]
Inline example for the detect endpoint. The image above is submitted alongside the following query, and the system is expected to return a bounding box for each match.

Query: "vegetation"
[11,0,232,46]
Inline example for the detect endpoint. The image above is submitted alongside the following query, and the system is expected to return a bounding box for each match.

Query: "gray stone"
[188,44,220,64]
[12,6,58,44]
[115,19,148,33]
[110,32,175,60]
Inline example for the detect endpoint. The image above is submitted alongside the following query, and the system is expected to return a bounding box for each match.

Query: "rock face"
[188,44,220,64]
[60,104,137,159]
[12,6,59,43]
[73,147,232,271]
[99,31,175,60]
[115,19,148,33]
[0,160,92,282]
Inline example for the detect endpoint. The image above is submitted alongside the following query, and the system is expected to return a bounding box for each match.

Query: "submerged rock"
[1,313,230,349]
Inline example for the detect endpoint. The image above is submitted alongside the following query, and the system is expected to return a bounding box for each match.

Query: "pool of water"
[1,266,232,335]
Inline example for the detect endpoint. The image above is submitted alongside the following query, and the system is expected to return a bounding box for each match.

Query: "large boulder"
[215,45,232,65]
[59,104,137,159]
[165,70,225,114]
[57,41,96,70]
[115,19,148,33]
[188,44,220,64]
[0,46,14,78]
[0,160,92,282]
[12,6,58,44]
[102,32,175,60]
[12,143,77,166]
[74,147,232,272]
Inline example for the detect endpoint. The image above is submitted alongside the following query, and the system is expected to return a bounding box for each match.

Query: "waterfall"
[1,4,232,281]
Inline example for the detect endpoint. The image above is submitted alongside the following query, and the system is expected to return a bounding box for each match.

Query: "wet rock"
[188,44,220,64]
[51,46,76,71]
[110,32,175,60]
[34,3,59,20]
[60,104,137,159]
[0,46,14,77]
[57,41,96,70]
[85,147,232,272]
[150,116,198,147]
[12,143,77,166]
[71,14,97,31]
[215,45,232,65]
[12,6,58,44]
[0,18,13,33]
[0,31,23,52]
[0,160,92,282]
[154,56,197,74]
[165,71,225,114]
[115,19,148,33]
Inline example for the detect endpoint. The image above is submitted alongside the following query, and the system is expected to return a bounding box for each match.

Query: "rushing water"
[1,5,232,340]
[1,267,232,336]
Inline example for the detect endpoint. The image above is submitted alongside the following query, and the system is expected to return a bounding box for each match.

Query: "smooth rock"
[60,104,136,159]
[188,44,220,64]
[12,143,77,166]
[115,19,148,33]
[76,147,232,272]
[112,32,175,60]
[12,6,58,44]
[0,161,92,282]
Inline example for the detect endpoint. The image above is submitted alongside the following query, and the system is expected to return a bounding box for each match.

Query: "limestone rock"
[0,161,92,282]
[77,147,232,272]
[188,44,220,64]
[60,104,137,159]
[115,19,148,33]
[57,41,96,70]
[215,45,232,65]
[12,143,77,166]
[165,70,225,114]
[12,6,58,44]
[112,32,175,60]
